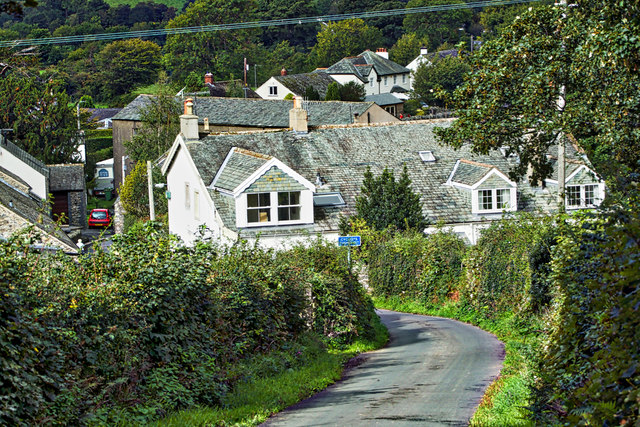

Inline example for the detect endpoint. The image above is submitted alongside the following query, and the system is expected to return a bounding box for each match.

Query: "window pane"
[289,191,300,205]
[278,207,289,221]
[248,209,259,222]
[259,208,270,222]
[584,185,597,205]
[497,189,510,209]
[289,206,300,220]
[567,186,580,206]
[259,193,270,207]
[480,190,492,210]
[278,192,289,206]
[247,193,258,207]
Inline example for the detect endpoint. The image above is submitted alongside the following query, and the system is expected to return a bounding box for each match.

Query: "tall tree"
[96,38,161,100]
[355,165,427,232]
[411,54,470,107]
[338,81,366,102]
[310,19,384,68]
[435,0,640,189]
[390,32,430,67]
[124,87,180,163]
[0,72,84,164]
[163,0,259,84]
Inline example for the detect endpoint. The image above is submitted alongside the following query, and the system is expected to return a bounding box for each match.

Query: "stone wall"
[48,164,87,228]
[68,191,86,228]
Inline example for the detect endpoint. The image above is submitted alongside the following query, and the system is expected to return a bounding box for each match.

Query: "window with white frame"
[402,74,406,83]
[278,191,301,221]
[384,76,388,86]
[194,190,200,220]
[370,79,374,87]
[393,75,397,84]
[98,169,109,177]
[269,86,278,96]
[185,183,190,208]
[566,184,599,208]
[477,188,513,212]
[247,192,271,223]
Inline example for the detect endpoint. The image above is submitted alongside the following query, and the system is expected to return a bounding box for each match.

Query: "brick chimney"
[180,98,199,140]
[281,67,287,76]
[204,72,213,85]
[376,48,389,59]
[420,47,428,56]
[289,96,308,133]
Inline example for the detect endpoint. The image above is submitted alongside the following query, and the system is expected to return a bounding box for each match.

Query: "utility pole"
[556,0,567,212]
[147,160,155,221]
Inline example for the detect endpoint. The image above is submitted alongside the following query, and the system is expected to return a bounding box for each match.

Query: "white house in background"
[93,158,114,196]
[162,98,605,248]
[406,48,459,90]
[326,49,411,96]
[255,70,337,100]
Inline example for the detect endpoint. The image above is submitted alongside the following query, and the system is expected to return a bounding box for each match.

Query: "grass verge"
[374,296,539,427]
[155,316,388,426]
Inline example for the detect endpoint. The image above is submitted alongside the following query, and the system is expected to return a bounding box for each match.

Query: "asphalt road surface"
[262,309,504,427]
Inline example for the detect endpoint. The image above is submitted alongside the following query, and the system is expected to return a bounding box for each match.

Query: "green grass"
[374,296,537,427]
[155,317,388,426]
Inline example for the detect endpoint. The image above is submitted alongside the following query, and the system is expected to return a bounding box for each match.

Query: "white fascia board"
[232,158,316,197]
[445,160,461,186]
[471,168,517,190]
[211,147,237,188]
[566,164,600,183]
[161,134,187,175]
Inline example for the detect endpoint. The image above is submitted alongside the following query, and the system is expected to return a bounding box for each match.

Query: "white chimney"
[289,96,308,133]
[376,48,389,59]
[420,46,428,56]
[180,98,199,140]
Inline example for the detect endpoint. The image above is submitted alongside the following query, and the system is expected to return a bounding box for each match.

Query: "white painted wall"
[166,143,221,245]
[0,145,48,200]
[255,77,292,100]
[425,222,492,245]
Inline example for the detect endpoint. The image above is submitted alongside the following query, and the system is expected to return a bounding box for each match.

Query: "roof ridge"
[234,147,273,160]
[459,159,494,169]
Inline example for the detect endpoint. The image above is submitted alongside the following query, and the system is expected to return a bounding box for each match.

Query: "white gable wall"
[165,141,221,245]
[0,145,48,200]
[255,77,293,100]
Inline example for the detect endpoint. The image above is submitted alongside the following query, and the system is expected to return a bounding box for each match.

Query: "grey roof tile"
[273,72,337,99]
[214,148,272,191]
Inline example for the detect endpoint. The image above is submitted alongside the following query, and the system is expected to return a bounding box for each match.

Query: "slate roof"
[213,148,272,192]
[365,93,404,107]
[273,72,336,99]
[326,50,410,80]
[0,179,77,252]
[449,160,495,187]
[87,108,122,123]
[114,95,378,128]
[182,120,589,236]
[0,137,49,179]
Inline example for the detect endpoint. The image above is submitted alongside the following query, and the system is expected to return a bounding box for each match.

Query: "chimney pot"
[376,48,389,59]
[281,67,287,76]
[184,98,194,115]
[204,73,213,85]
[289,96,308,133]
[420,46,428,56]
[181,98,199,140]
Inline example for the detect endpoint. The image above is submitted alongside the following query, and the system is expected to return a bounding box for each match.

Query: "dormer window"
[278,191,301,221]
[245,190,308,226]
[478,188,512,211]
[247,192,271,223]
[269,86,278,96]
[566,184,599,209]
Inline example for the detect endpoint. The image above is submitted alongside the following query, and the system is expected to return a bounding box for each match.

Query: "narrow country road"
[262,309,504,427]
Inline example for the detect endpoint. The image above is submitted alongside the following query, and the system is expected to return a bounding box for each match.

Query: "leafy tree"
[355,165,427,232]
[0,0,38,17]
[119,160,167,219]
[310,19,384,68]
[163,0,260,84]
[304,85,320,101]
[411,54,470,107]
[390,32,430,67]
[479,2,552,40]
[96,38,161,101]
[257,0,319,48]
[435,0,640,189]
[338,81,366,102]
[0,72,85,164]
[367,1,406,46]
[324,82,341,101]
[124,90,180,163]
[403,0,472,51]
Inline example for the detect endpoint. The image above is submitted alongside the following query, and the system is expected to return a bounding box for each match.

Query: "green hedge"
[0,224,378,425]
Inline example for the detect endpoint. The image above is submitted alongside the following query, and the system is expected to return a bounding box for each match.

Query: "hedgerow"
[0,223,378,425]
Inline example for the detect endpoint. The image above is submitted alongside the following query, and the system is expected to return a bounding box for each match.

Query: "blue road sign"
[338,236,361,247]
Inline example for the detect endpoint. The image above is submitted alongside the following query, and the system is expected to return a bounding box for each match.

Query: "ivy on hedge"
[0,224,378,424]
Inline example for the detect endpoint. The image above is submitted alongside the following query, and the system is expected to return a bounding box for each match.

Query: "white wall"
[0,145,48,200]
[425,222,492,245]
[166,145,221,245]
[255,77,292,100]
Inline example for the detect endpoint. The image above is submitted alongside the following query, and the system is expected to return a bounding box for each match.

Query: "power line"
[0,0,540,48]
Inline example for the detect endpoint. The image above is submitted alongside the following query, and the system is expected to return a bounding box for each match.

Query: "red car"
[88,209,112,228]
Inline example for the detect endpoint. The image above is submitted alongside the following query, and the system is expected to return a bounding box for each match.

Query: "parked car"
[88,208,112,228]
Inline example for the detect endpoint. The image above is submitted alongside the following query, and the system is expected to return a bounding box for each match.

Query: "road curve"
[262,309,504,427]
